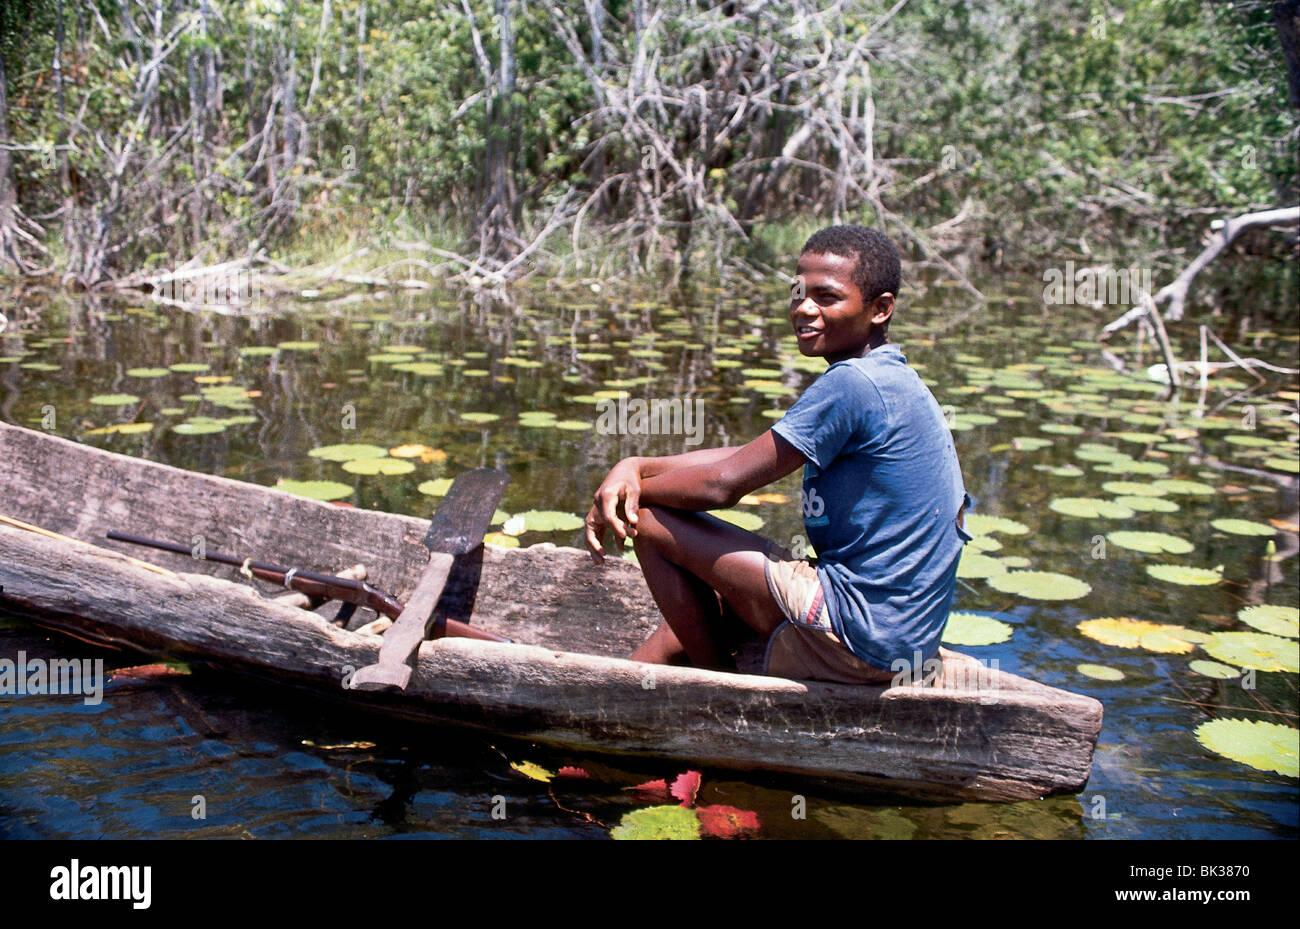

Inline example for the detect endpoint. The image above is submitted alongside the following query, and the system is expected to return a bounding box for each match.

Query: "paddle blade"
[423,468,509,555]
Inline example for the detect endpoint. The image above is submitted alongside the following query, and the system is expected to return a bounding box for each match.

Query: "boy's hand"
[586,458,642,562]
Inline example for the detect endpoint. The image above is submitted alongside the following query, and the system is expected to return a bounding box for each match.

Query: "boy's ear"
[870,293,895,327]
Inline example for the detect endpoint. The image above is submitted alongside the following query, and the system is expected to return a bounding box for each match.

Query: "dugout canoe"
[0,421,1103,802]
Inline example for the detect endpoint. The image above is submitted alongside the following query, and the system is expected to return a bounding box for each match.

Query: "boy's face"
[790,251,894,364]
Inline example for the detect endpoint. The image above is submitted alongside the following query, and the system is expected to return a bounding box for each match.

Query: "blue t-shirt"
[771,344,969,670]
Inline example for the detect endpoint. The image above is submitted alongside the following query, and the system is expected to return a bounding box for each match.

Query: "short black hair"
[800,225,901,303]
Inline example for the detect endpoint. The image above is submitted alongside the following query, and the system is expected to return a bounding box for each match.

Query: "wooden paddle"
[348,467,509,692]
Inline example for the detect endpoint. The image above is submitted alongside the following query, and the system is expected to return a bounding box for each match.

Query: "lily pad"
[1114,495,1180,513]
[417,478,454,497]
[1263,457,1298,474]
[942,612,1014,646]
[126,367,171,378]
[1077,663,1125,681]
[1201,631,1299,673]
[274,479,353,502]
[1151,478,1216,496]
[956,553,1007,580]
[961,514,1030,536]
[459,412,501,425]
[1237,605,1299,638]
[1194,718,1298,777]
[172,421,226,435]
[516,510,585,533]
[1188,660,1240,680]
[1077,617,1197,654]
[89,393,140,406]
[509,760,554,783]
[1101,481,1165,497]
[989,571,1091,601]
[168,362,211,373]
[308,443,389,462]
[1105,531,1194,555]
[1210,519,1275,537]
[341,458,415,476]
[1145,564,1223,586]
[1049,498,1135,519]
[276,341,320,351]
[610,805,700,841]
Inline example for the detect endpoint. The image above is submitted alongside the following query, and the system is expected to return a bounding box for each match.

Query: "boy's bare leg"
[629,505,787,670]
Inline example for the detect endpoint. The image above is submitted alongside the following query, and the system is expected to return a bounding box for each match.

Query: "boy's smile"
[791,251,893,364]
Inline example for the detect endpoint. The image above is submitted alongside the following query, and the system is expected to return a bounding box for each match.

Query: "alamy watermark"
[1042,261,1153,306]
[150,269,262,309]
[595,393,705,446]
[0,652,104,705]
[890,650,1001,705]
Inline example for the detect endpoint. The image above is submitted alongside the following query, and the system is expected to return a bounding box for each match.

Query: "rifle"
[105,531,509,644]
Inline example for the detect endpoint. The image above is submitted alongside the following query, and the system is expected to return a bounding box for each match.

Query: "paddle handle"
[375,551,455,665]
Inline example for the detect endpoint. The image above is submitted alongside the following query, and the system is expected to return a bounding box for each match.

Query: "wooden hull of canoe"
[0,422,1103,803]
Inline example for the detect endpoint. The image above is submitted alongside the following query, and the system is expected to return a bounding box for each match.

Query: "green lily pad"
[1077,617,1197,654]
[1106,531,1194,555]
[1210,519,1275,537]
[1151,479,1216,496]
[89,393,140,406]
[392,362,445,376]
[1101,481,1165,497]
[989,571,1091,601]
[1201,631,1299,673]
[1049,498,1135,519]
[942,612,1014,646]
[610,805,701,840]
[172,421,226,435]
[516,510,585,533]
[341,458,415,476]
[961,514,1030,536]
[417,478,454,497]
[126,367,171,378]
[277,341,320,351]
[1145,564,1223,586]
[1039,423,1084,435]
[1237,605,1299,638]
[1077,663,1125,681]
[1263,457,1298,474]
[1114,495,1180,513]
[1010,437,1053,451]
[966,535,1002,553]
[956,553,1007,580]
[1092,459,1170,476]
[239,346,278,357]
[1188,660,1240,680]
[308,443,389,462]
[459,412,501,425]
[274,479,353,502]
[1194,719,1298,777]
[711,509,764,532]
[168,362,211,373]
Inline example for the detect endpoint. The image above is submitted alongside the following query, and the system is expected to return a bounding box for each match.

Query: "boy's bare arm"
[629,446,741,479]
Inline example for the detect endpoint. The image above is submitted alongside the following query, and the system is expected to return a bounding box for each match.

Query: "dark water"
[1,272,1297,838]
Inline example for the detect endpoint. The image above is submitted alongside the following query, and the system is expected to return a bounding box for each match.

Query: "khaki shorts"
[762,542,896,685]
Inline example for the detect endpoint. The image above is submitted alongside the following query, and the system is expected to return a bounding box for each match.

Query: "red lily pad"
[670,771,702,807]
[696,804,761,839]
[556,766,590,779]
[627,779,671,802]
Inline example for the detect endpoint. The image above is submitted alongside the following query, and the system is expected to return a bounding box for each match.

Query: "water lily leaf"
[1049,498,1135,519]
[1039,423,1084,435]
[1077,663,1125,681]
[126,367,170,378]
[275,479,353,502]
[1010,437,1053,451]
[957,553,1007,580]
[989,571,1090,600]
[1092,459,1171,476]
[1263,457,1298,474]
[240,346,278,357]
[1188,660,1240,679]
[556,766,589,779]
[341,458,415,476]
[168,362,211,373]
[390,444,447,462]
[483,532,520,548]
[172,421,226,435]
[417,478,453,497]
[554,420,593,430]
[1077,617,1196,654]
[1210,519,1276,537]
[670,770,702,806]
[510,760,554,782]
[1114,495,1180,513]
[610,805,700,840]
[1074,446,1129,462]
[89,393,140,406]
[517,510,585,533]
[1105,531,1194,555]
[1201,631,1299,673]
[696,805,761,839]
[1194,719,1298,778]
[1101,481,1165,497]
[961,514,1030,536]
[966,535,1002,552]
[1237,605,1299,638]
[711,509,764,531]
[309,443,388,462]
[1151,478,1216,496]
[942,612,1014,646]
[276,341,319,351]
[1145,564,1223,586]
[459,412,500,424]
[392,362,444,376]
[1033,464,1086,478]
[627,779,671,802]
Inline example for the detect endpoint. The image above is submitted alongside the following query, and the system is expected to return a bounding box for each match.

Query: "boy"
[584,226,970,683]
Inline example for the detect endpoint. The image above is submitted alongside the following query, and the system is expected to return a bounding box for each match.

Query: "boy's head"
[792,225,900,362]
[800,225,901,305]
